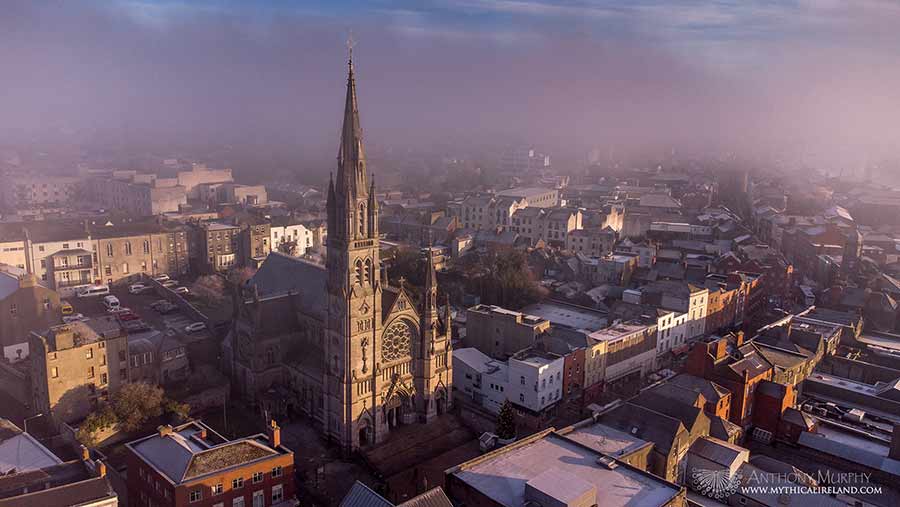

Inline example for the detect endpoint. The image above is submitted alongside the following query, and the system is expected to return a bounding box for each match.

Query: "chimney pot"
[97,461,107,477]
[80,445,90,461]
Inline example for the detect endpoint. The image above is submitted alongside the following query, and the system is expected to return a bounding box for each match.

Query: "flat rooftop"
[450,431,680,507]
[559,421,651,458]
[521,302,608,332]
[590,322,651,342]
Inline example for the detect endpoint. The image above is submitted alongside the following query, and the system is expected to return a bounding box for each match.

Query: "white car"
[153,274,170,282]
[172,286,189,295]
[63,313,88,323]
[107,307,131,314]
[161,280,179,288]
[184,322,206,333]
[129,283,151,294]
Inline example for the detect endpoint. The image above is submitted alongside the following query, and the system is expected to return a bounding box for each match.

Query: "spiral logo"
[691,468,743,499]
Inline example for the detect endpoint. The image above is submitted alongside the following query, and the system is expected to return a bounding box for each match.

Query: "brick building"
[126,420,296,507]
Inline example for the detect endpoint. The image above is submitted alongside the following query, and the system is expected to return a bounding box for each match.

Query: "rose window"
[382,322,412,362]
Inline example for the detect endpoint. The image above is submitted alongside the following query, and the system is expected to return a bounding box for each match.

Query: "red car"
[118,312,141,321]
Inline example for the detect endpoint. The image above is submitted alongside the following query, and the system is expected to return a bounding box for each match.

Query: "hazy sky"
[4,0,900,170]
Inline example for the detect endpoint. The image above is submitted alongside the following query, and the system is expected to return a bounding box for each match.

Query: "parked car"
[172,286,189,295]
[129,283,151,294]
[161,280,179,288]
[108,307,131,314]
[155,302,179,314]
[152,274,170,282]
[61,301,74,315]
[77,285,110,298]
[103,295,121,311]
[118,311,140,321]
[149,300,169,309]
[122,320,151,333]
[184,322,207,333]
[62,313,88,323]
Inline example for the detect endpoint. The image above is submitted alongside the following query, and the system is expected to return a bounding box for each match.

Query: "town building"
[125,420,296,507]
[46,248,94,297]
[640,281,709,340]
[29,318,129,427]
[224,57,452,452]
[191,222,241,273]
[445,429,685,507]
[463,304,550,359]
[90,171,188,216]
[0,268,61,362]
[269,218,313,257]
[0,419,117,507]
[510,207,581,246]
[91,220,190,286]
[566,226,616,257]
[0,175,82,210]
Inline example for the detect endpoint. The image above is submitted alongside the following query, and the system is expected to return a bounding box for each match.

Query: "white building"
[453,347,565,415]
[655,308,689,358]
[270,220,313,257]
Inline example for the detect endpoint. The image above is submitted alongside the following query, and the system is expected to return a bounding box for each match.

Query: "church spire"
[336,36,366,198]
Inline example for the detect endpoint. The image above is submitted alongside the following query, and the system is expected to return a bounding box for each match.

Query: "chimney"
[80,445,90,461]
[735,331,745,347]
[267,419,281,448]
[97,461,107,478]
[158,424,174,437]
[890,424,900,461]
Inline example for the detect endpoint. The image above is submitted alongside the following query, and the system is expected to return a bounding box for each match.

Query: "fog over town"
[3,2,900,507]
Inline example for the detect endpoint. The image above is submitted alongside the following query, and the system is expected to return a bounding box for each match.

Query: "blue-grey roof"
[250,252,327,318]
[340,481,393,507]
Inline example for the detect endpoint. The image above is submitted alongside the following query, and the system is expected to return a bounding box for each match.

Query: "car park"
[184,322,206,333]
[129,283,151,294]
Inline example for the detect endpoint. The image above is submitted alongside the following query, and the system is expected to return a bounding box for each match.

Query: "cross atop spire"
[336,35,366,200]
[347,30,356,66]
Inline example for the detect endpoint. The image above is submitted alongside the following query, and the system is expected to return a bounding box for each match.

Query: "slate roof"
[395,487,453,507]
[599,403,685,455]
[339,481,392,507]
[250,252,327,318]
[689,437,747,468]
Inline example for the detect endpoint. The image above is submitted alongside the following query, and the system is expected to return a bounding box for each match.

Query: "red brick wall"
[127,447,295,507]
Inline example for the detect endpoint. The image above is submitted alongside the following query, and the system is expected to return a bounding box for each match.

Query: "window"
[106,244,113,257]
[232,498,245,507]
[252,491,264,507]
[520,376,525,385]
[87,366,95,379]
[124,242,132,256]
[519,393,525,402]
[104,265,112,276]
[190,489,202,503]
[86,348,93,359]
[9,304,16,317]
[100,373,108,386]
[143,240,150,254]
[272,465,283,478]
[252,471,264,484]
[232,477,244,489]
[122,263,129,274]
[212,483,223,495]
[272,484,284,503]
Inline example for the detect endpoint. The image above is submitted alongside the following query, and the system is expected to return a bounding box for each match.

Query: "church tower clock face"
[382,321,413,362]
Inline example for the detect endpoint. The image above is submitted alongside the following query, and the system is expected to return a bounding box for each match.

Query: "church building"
[224,52,453,452]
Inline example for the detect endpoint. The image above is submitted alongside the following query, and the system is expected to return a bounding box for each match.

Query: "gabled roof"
[340,481,392,507]
[250,252,326,318]
[395,488,453,507]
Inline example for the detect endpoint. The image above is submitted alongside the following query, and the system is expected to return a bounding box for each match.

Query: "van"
[61,301,74,315]
[103,295,121,310]
[77,285,110,298]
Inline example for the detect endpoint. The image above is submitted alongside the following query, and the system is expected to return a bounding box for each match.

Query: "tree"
[112,382,166,432]
[227,266,256,286]
[192,275,226,306]
[76,405,117,447]
[277,241,298,256]
[495,400,516,440]
[469,248,548,309]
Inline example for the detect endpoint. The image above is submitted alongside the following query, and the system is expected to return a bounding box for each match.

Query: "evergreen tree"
[495,400,516,440]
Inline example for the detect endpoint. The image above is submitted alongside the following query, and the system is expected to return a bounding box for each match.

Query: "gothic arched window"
[364,258,372,284]
[359,203,366,236]
[355,259,364,286]
[124,241,132,256]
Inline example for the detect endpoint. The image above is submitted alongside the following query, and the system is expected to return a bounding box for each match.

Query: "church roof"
[250,252,327,319]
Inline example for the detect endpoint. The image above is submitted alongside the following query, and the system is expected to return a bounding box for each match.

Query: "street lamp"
[23,413,43,434]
